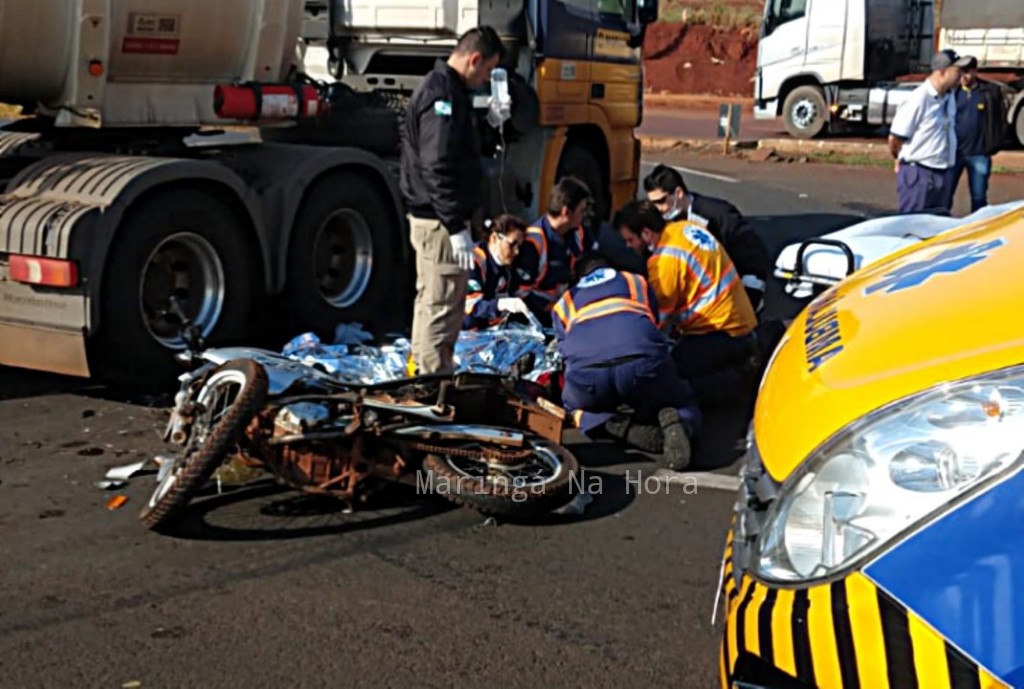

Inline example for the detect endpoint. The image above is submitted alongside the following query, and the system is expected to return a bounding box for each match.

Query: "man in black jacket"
[946,56,1007,213]
[400,26,504,374]
[642,165,771,312]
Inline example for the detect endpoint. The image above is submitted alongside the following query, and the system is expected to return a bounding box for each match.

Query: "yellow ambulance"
[718,202,1024,688]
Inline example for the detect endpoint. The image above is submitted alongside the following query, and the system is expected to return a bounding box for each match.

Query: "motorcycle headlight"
[754,364,1024,583]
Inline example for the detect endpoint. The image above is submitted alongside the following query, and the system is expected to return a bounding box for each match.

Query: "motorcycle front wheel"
[139,358,268,531]
[421,438,581,519]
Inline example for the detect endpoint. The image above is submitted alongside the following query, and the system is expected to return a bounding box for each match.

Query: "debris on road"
[94,480,127,490]
[104,459,152,482]
[748,147,777,163]
[106,495,129,510]
[553,490,594,516]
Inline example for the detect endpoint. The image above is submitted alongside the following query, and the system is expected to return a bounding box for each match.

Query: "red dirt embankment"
[643,23,758,97]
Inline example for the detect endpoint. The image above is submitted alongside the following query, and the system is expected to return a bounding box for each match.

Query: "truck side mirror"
[637,0,658,24]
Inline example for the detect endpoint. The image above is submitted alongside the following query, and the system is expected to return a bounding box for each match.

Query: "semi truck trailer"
[0,0,657,384]
[755,0,1024,145]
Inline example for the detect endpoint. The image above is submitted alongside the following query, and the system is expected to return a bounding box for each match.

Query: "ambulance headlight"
[753,365,1024,583]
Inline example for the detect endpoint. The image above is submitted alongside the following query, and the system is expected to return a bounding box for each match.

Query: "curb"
[639,134,1024,172]
[638,135,753,152]
[757,138,1024,172]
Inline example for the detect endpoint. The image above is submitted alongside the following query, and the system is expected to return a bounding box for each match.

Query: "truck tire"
[284,171,407,340]
[90,189,257,387]
[783,85,828,139]
[1015,105,1024,148]
[557,144,609,225]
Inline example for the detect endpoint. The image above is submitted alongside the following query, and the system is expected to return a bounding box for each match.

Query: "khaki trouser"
[408,215,469,375]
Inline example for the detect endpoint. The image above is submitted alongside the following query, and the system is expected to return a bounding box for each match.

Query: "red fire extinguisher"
[213,83,327,122]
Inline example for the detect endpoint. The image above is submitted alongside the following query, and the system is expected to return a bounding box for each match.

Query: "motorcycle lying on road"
[140,306,581,531]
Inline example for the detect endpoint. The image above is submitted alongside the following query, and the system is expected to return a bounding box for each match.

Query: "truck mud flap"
[0,274,89,376]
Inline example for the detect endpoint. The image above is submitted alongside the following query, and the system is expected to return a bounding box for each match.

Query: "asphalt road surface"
[639,106,788,141]
[638,106,888,145]
[1,155,1021,689]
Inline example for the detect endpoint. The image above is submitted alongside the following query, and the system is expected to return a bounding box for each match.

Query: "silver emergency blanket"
[281,322,561,385]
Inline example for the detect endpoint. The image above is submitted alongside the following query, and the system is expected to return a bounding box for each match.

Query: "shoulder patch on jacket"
[685,226,717,250]
[433,100,453,116]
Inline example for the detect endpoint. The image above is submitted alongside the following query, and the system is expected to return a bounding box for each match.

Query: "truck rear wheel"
[783,85,827,139]
[558,144,609,225]
[90,189,257,386]
[284,171,406,339]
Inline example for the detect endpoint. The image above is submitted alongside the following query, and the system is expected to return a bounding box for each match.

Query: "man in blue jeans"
[946,56,1007,213]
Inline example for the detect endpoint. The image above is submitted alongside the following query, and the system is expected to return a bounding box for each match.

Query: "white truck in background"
[754,0,1024,146]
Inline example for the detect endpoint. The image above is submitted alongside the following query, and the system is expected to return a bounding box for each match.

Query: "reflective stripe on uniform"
[653,244,739,331]
[554,272,656,333]
[465,246,488,315]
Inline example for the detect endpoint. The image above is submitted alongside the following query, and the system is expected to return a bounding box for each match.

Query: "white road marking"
[640,161,740,185]
[652,468,742,491]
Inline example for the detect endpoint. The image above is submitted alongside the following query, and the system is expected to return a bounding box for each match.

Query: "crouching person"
[615,200,759,407]
[552,252,701,470]
[463,214,536,329]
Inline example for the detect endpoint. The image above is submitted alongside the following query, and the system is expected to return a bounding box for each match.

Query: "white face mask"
[663,196,683,221]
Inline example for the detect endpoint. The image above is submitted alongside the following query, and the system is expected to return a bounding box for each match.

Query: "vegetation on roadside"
[659,0,762,28]
[803,151,1021,175]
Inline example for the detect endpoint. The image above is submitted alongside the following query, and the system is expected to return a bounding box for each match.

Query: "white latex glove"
[497,297,529,315]
[449,228,474,271]
[486,96,512,129]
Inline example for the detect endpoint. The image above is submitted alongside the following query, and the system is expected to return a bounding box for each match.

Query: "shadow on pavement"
[154,463,639,540]
[160,480,462,542]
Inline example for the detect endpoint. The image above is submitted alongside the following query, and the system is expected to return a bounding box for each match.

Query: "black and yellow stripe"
[719,551,1008,689]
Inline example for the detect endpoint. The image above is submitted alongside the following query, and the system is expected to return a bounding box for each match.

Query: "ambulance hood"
[754,203,1024,481]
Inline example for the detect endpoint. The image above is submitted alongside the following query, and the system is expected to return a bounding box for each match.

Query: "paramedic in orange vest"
[553,252,701,470]
[463,214,535,329]
[614,200,758,403]
[517,176,598,324]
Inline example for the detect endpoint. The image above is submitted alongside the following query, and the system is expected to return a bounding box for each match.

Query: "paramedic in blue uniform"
[463,214,535,329]
[888,49,972,213]
[517,176,598,324]
[946,56,1007,213]
[552,252,701,470]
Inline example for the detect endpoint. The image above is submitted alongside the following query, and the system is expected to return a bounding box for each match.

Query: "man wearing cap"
[887,49,973,214]
[946,56,1007,213]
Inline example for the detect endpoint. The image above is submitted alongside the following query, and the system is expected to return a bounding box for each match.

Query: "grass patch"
[658,1,762,28]
[803,152,1023,175]
[806,152,892,168]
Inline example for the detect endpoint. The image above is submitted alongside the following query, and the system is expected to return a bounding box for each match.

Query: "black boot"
[602,416,664,453]
[658,408,692,471]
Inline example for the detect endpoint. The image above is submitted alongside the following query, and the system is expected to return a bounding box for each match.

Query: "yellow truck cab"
[719,201,1024,688]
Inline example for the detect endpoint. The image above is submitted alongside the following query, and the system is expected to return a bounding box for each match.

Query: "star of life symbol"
[864,238,1005,295]
[685,226,716,250]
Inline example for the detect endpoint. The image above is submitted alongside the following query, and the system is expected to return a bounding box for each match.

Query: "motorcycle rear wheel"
[421,438,581,519]
[139,358,268,531]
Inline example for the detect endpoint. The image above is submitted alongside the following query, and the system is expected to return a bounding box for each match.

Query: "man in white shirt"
[888,50,972,214]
